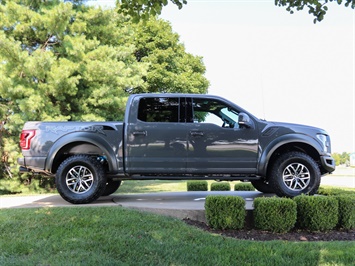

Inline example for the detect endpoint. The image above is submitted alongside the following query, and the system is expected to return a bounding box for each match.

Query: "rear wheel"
[270,151,320,197]
[56,155,107,204]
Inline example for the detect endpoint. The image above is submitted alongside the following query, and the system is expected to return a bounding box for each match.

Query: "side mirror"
[238,113,254,129]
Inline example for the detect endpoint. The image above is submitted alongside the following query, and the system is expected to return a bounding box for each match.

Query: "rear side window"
[138,97,180,122]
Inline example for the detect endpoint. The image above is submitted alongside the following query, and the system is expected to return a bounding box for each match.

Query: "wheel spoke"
[298,176,309,187]
[74,181,81,192]
[285,165,295,175]
[291,180,298,190]
[295,164,303,174]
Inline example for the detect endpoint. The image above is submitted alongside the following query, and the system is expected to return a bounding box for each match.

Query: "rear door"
[125,96,188,174]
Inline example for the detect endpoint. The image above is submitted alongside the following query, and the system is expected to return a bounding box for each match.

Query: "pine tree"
[0,1,208,190]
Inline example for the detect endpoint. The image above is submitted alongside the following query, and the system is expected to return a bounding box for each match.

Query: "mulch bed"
[183,219,355,241]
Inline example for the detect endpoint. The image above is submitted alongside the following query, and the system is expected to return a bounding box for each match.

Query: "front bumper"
[320,155,336,173]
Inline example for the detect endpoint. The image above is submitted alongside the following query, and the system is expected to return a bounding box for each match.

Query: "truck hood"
[267,121,328,135]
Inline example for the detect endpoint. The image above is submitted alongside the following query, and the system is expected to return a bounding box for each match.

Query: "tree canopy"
[0,0,208,189]
[275,0,355,23]
[118,0,355,23]
[131,18,208,94]
[119,0,187,21]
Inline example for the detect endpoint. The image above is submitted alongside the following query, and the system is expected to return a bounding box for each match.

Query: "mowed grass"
[118,180,188,193]
[118,180,241,193]
[1,207,355,266]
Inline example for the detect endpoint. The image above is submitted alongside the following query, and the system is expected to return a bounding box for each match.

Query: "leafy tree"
[119,0,187,21]
[0,96,10,179]
[0,1,145,187]
[333,153,341,166]
[340,152,350,165]
[0,1,208,190]
[131,18,209,94]
[332,152,350,166]
[275,0,355,23]
[117,0,354,23]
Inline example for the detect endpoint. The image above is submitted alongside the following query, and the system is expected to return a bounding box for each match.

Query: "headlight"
[317,134,330,153]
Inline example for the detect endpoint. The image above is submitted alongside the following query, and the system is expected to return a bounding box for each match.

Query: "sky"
[92,0,354,153]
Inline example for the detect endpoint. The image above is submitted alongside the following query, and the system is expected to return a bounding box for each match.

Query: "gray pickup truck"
[18,93,335,204]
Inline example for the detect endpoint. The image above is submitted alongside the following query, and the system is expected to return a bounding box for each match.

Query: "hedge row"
[205,194,355,232]
[187,181,255,191]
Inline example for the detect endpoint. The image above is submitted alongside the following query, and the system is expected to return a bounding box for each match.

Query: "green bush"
[336,195,355,230]
[234,183,255,191]
[186,181,208,191]
[205,196,246,230]
[210,182,230,191]
[253,197,297,233]
[294,195,338,231]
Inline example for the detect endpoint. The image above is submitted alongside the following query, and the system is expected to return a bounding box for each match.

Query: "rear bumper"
[320,155,336,173]
[17,157,48,174]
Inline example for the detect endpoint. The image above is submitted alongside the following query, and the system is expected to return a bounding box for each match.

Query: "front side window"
[138,97,180,122]
[191,98,239,128]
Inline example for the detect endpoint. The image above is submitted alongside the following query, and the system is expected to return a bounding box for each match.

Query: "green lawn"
[118,180,188,193]
[1,169,354,264]
[118,180,242,194]
[1,207,354,265]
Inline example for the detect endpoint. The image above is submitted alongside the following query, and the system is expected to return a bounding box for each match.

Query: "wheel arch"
[45,132,119,174]
[258,134,323,178]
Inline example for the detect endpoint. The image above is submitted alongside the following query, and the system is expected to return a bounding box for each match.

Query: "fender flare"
[257,133,323,176]
[45,132,119,174]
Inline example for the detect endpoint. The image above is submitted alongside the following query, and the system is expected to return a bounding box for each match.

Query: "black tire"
[56,155,107,204]
[251,180,275,193]
[101,180,122,196]
[270,151,321,197]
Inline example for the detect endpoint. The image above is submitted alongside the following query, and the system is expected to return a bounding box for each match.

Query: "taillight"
[20,130,36,150]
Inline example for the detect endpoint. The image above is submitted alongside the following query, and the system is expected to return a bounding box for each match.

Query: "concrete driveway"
[1,169,353,222]
[0,191,270,222]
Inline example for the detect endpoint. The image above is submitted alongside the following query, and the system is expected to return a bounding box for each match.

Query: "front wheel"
[270,151,321,197]
[56,155,107,204]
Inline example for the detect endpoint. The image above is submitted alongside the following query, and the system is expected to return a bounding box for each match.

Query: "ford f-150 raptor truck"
[18,93,335,204]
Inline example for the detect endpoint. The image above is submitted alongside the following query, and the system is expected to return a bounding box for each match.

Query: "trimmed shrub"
[234,183,255,191]
[336,195,355,230]
[187,181,208,191]
[210,182,230,191]
[205,195,246,230]
[294,195,338,231]
[254,197,297,233]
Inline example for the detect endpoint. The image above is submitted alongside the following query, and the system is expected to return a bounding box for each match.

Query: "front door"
[186,97,259,174]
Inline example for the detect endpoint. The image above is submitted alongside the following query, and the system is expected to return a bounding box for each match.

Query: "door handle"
[190,131,204,137]
[133,131,147,136]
